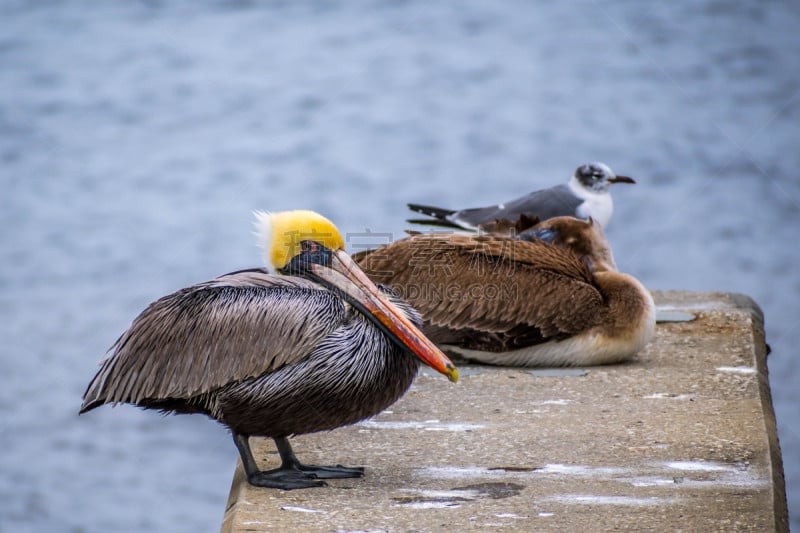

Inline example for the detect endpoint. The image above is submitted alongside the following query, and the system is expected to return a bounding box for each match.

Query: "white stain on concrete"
[716,366,756,374]
[399,501,462,509]
[401,488,480,500]
[419,463,630,479]
[540,464,630,477]
[545,494,678,506]
[359,419,486,431]
[279,506,327,514]
[393,488,472,509]
[419,460,766,494]
[419,466,504,479]
[627,477,680,487]
[643,392,694,400]
[665,461,735,472]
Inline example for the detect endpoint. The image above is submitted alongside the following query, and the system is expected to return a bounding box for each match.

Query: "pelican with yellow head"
[81,210,457,490]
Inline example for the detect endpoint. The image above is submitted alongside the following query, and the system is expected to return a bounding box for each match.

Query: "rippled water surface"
[2,1,798,531]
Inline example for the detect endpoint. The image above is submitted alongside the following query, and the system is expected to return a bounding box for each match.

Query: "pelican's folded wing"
[81,270,343,409]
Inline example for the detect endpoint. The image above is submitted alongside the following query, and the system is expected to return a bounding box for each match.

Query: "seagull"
[354,216,655,367]
[80,210,457,490]
[407,162,635,230]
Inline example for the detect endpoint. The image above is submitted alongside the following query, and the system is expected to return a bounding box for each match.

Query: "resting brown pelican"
[80,210,458,490]
[407,162,635,230]
[355,216,654,367]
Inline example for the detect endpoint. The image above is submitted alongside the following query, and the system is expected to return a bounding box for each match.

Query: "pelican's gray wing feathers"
[81,270,343,409]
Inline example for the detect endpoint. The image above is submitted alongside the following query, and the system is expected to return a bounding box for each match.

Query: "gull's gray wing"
[451,184,583,229]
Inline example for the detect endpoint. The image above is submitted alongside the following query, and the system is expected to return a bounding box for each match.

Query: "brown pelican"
[80,210,458,490]
[407,162,635,230]
[355,216,654,367]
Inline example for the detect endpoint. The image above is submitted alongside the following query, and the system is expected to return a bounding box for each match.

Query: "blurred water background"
[2,1,798,531]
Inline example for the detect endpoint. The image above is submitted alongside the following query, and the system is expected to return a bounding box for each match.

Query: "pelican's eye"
[301,240,322,253]
[281,240,333,274]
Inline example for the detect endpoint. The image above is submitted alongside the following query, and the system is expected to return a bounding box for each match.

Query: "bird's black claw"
[296,463,365,479]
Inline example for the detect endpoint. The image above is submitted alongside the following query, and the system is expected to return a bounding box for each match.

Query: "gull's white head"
[573,162,636,193]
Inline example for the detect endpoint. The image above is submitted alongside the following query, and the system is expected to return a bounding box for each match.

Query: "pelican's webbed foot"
[247,467,328,490]
[233,433,364,490]
[275,436,364,479]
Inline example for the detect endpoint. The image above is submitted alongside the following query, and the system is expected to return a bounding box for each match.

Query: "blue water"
[2,1,798,531]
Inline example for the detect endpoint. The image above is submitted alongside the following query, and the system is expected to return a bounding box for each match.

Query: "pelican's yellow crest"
[254,210,345,273]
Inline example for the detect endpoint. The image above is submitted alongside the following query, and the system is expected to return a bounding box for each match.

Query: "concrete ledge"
[221,291,787,532]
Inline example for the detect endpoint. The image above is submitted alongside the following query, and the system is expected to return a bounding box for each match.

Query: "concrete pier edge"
[738,294,788,529]
[221,291,788,532]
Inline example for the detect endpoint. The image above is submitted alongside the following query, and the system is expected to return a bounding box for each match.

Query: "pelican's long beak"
[609,175,636,184]
[311,250,458,383]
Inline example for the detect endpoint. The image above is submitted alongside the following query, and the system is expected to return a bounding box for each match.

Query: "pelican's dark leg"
[274,436,365,479]
[232,434,326,490]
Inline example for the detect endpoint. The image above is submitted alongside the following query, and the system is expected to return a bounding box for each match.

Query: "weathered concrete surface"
[221,291,787,532]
